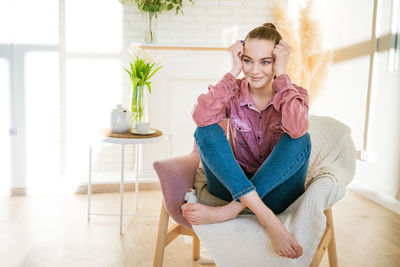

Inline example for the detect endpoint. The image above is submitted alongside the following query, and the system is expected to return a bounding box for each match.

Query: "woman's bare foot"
[182,201,244,225]
[238,191,303,259]
[259,214,303,259]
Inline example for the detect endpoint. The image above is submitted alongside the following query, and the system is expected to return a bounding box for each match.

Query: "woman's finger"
[278,39,289,47]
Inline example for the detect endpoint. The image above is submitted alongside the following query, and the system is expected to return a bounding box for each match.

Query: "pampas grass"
[272,0,333,105]
[272,3,303,85]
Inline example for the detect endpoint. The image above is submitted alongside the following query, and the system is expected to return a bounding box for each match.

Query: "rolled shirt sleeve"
[272,74,309,139]
[192,73,239,127]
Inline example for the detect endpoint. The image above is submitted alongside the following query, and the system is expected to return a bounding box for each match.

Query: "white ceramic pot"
[111,104,131,133]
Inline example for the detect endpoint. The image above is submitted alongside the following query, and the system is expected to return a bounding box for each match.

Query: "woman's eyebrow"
[243,55,273,60]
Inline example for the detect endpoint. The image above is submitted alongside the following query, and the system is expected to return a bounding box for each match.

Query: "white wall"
[123,0,273,47]
[311,0,400,213]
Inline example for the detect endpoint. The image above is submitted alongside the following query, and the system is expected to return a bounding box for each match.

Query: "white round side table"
[87,128,171,235]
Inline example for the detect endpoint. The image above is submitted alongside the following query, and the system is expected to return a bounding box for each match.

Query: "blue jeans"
[194,123,311,215]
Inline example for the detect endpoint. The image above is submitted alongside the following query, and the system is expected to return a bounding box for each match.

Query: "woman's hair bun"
[262,23,276,30]
[244,22,282,44]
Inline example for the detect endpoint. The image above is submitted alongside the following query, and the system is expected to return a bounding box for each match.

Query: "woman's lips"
[250,76,264,81]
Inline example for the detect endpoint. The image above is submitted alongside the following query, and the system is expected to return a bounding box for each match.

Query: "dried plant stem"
[272,0,333,105]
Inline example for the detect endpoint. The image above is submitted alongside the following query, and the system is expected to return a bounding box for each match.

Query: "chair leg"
[192,234,200,261]
[153,200,169,267]
[325,208,338,267]
[309,208,338,267]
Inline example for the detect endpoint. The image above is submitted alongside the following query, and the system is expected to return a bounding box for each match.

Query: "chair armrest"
[305,134,356,207]
[153,152,200,228]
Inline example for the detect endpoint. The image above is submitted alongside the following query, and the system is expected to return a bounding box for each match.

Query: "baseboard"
[348,180,400,215]
[9,182,161,196]
[76,181,161,194]
[10,188,27,196]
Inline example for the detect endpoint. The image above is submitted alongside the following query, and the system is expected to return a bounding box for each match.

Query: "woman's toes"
[286,246,295,258]
[288,247,297,258]
[183,203,192,212]
[183,212,191,220]
[294,244,303,257]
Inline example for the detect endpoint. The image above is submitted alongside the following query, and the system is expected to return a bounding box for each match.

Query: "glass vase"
[130,84,149,129]
[144,12,157,43]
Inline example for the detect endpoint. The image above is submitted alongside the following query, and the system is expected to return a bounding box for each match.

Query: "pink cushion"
[153,146,200,229]
[153,120,227,228]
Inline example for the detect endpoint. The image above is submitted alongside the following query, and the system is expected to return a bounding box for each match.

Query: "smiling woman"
[189,23,311,259]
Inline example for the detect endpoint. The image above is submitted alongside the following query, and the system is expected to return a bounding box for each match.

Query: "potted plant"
[119,0,194,43]
[124,42,162,128]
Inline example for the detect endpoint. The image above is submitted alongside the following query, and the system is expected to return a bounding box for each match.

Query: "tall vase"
[144,12,157,43]
[130,84,149,129]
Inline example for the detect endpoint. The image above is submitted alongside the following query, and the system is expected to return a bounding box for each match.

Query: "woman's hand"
[272,40,290,77]
[227,41,244,78]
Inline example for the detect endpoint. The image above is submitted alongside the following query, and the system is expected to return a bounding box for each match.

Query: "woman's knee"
[284,132,311,146]
[280,132,311,158]
[194,123,224,143]
[299,132,311,146]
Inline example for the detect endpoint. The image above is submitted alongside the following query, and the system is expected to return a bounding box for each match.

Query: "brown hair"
[244,23,282,45]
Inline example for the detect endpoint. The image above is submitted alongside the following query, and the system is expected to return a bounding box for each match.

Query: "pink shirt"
[192,73,309,174]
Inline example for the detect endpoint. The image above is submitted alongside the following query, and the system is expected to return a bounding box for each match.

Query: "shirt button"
[249,104,252,107]
[259,116,262,119]
[259,155,263,158]
[233,89,236,92]
[257,136,260,139]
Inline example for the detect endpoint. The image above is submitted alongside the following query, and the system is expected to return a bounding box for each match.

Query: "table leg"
[135,144,140,210]
[168,134,172,158]
[88,145,92,221]
[120,143,125,235]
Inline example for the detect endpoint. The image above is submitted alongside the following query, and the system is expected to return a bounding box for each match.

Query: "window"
[390,0,400,71]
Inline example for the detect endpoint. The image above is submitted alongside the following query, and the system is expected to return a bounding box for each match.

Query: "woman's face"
[242,38,275,91]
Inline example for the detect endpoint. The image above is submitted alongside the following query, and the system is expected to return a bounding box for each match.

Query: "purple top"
[192,73,309,174]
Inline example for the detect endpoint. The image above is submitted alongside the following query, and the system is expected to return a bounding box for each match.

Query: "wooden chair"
[153,119,341,266]
[152,147,338,267]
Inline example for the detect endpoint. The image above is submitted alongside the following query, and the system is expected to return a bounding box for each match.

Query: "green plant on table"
[124,43,162,124]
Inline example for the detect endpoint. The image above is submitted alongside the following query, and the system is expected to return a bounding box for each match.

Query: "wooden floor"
[0,189,399,267]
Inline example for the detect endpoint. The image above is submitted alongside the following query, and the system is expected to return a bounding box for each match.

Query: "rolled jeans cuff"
[232,185,256,201]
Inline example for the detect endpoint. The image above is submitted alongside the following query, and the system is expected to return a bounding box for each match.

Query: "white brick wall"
[123,0,274,48]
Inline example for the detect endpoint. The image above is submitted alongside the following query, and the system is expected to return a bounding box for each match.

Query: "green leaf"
[147,65,162,80]
[130,62,135,74]
[145,81,152,94]
[124,67,132,75]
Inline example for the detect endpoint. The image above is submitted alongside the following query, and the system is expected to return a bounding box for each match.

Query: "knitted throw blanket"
[192,115,357,267]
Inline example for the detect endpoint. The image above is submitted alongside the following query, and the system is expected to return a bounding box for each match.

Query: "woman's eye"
[262,61,271,65]
[244,59,251,64]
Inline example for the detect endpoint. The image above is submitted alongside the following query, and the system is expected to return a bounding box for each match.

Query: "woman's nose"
[250,63,260,73]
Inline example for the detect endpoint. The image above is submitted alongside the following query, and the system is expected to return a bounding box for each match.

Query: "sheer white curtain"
[63,0,127,189]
